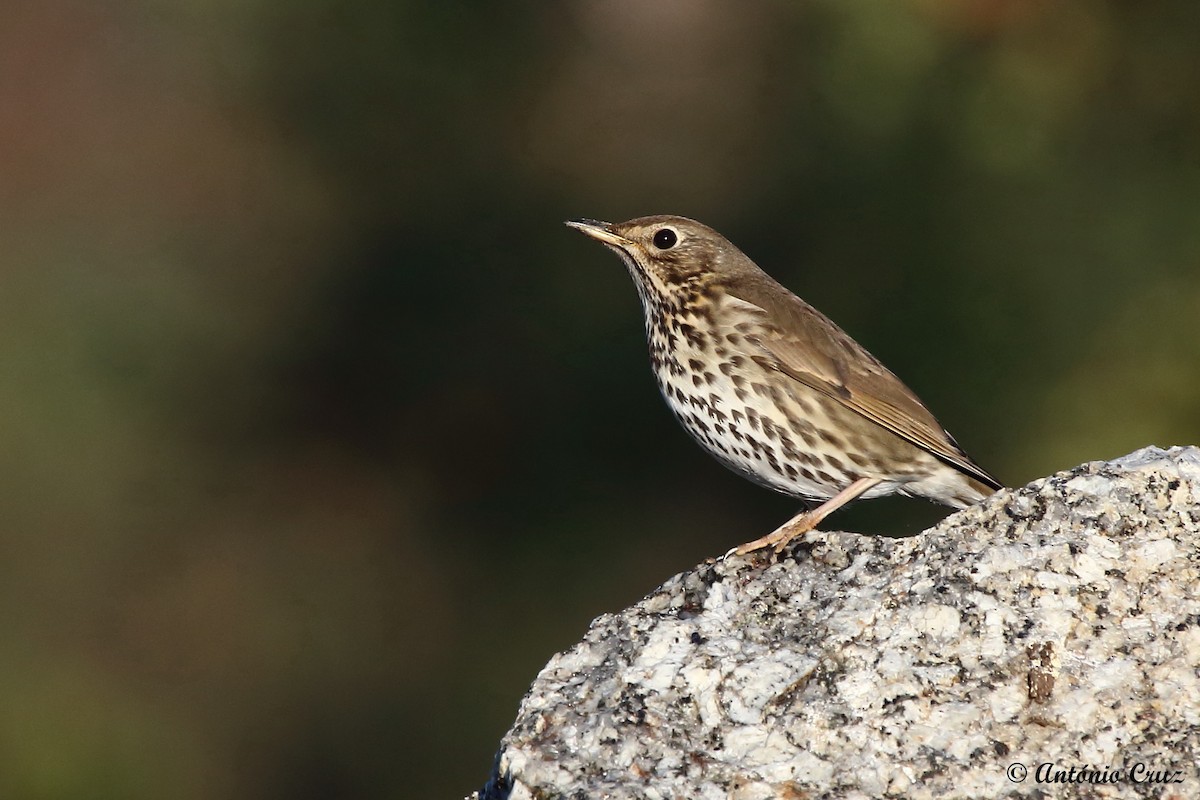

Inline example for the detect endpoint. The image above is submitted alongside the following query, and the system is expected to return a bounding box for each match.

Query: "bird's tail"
[954,475,1003,507]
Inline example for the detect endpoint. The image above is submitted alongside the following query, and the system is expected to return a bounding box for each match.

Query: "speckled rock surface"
[475,447,1200,800]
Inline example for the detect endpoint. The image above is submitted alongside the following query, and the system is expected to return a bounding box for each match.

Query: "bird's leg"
[731,477,883,556]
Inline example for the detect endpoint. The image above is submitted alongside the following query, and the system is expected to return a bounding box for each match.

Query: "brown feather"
[720,272,1002,491]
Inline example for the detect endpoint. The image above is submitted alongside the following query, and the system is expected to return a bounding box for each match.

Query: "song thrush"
[566,215,1001,556]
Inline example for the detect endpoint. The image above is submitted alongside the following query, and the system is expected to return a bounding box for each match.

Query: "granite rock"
[475,446,1200,799]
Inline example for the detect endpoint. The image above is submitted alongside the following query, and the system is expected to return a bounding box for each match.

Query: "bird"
[566,215,1002,556]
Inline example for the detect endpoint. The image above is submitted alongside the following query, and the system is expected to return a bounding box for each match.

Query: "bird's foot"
[727,514,817,558]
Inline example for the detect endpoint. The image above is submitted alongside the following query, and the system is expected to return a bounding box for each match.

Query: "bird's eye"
[652,228,678,250]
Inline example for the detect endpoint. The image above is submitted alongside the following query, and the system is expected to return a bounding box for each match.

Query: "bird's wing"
[722,279,1001,490]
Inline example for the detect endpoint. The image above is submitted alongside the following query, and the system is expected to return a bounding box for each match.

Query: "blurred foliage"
[2,1,1198,797]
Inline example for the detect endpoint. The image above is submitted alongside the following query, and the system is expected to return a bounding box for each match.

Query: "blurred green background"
[4,1,1199,797]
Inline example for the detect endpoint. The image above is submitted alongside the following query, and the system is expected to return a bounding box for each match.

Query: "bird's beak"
[565,218,632,248]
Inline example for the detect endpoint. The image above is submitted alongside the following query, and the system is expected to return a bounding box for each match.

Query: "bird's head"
[566,215,752,302]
